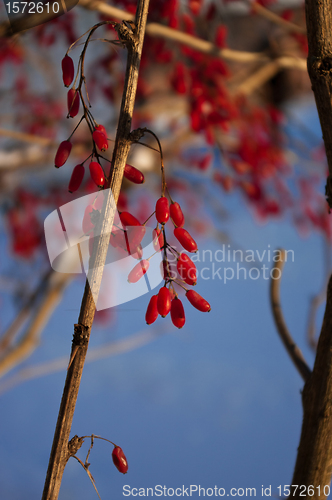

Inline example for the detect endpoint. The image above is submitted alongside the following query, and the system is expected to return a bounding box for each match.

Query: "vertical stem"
[41,1,150,499]
[290,1,332,497]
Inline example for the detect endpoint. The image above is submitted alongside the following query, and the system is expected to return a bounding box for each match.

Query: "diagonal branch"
[270,248,311,382]
[41,2,150,499]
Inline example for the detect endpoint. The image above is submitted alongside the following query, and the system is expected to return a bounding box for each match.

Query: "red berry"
[125,226,146,251]
[119,212,141,227]
[153,228,164,251]
[95,124,107,137]
[67,88,80,118]
[155,197,170,224]
[68,164,85,193]
[89,161,105,188]
[171,297,186,328]
[124,164,145,184]
[145,295,159,324]
[157,286,171,317]
[61,55,74,87]
[174,227,198,253]
[186,290,211,312]
[112,446,128,474]
[93,129,108,151]
[170,202,185,227]
[55,140,72,168]
[82,205,94,234]
[128,259,149,283]
[177,253,197,285]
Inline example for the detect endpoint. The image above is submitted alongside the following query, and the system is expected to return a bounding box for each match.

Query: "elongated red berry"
[125,226,146,251]
[174,227,198,253]
[61,55,74,87]
[67,88,80,118]
[93,129,108,151]
[170,202,185,227]
[68,164,85,193]
[128,259,149,283]
[89,161,105,188]
[146,295,159,325]
[124,164,145,184]
[55,140,72,168]
[95,124,107,137]
[177,253,197,285]
[110,229,125,249]
[171,297,186,328]
[153,228,164,251]
[112,446,128,474]
[119,212,141,227]
[156,196,170,224]
[82,205,94,234]
[157,286,171,317]
[186,290,211,312]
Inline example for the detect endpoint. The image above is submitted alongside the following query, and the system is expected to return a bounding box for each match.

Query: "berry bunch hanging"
[54,22,211,331]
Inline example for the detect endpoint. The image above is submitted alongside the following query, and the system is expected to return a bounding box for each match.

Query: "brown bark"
[41,1,150,499]
[291,2,332,496]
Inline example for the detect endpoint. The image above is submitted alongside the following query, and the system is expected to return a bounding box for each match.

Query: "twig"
[233,57,307,96]
[270,248,311,381]
[251,2,307,35]
[72,455,102,500]
[0,272,71,379]
[79,0,308,67]
[41,3,150,499]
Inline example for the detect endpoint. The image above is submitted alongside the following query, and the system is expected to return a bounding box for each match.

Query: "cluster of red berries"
[144,194,211,329]
[55,52,146,194]
[55,28,210,329]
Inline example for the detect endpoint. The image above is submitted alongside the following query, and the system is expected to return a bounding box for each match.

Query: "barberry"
[112,446,128,474]
[170,202,185,228]
[145,295,159,325]
[61,55,74,87]
[55,140,72,168]
[174,227,198,253]
[89,161,105,188]
[186,290,211,312]
[156,196,170,224]
[68,164,85,193]
[171,297,186,328]
[67,88,80,118]
[157,286,171,317]
[128,259,149,283]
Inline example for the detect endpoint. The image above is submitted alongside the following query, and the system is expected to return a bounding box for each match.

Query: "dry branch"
[41,2,150,499]
[270,249,311,382]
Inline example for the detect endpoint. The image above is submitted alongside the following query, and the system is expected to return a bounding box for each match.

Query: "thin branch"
[233,57,307,96]
[72,455,102,500]
[79,0,307,67]
[41,3,150,499]
[251,2,307,35]
[270,248,311,382]
[0,272,71,379]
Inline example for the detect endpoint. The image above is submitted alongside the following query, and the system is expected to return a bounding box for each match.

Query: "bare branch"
[251,2,306,35]
[42,4,151,499]
[270,248,311,382]
[0,272,72,379]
